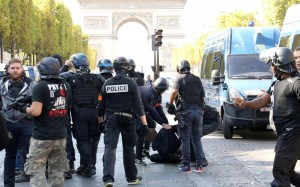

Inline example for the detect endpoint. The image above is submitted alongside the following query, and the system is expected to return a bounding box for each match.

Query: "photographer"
[0,58,36,186]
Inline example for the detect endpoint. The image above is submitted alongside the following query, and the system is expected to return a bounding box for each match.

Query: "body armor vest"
[105,77,133,113]
[178,74,203,109]
[72,73,102,108]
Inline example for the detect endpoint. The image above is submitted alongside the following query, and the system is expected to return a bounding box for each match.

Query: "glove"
[97,122,105,133]
[167,103,176,115]
[15,105,27,113]
[141,125,148,136]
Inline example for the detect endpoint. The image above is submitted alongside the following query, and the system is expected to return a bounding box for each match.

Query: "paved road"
[1,100,299,187]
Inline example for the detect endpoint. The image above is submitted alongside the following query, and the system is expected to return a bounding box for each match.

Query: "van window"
[212,51,224,77]
[204,52,214,79]
[200,54,207,79]
[279,34,292,48]
[292,32,300,51]
[228,54,272,78]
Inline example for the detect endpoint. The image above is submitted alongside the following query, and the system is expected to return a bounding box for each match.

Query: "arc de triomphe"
[78,0,187,71]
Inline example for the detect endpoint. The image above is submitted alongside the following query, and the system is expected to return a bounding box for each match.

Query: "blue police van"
[200,27,280,139]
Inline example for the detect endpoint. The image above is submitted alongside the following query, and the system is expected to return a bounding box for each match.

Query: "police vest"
[178,74,203,109]
[71,73,103,108]
[104,77,134,113]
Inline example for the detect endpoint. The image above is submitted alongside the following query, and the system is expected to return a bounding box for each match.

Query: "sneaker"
[177,165,192,173]
[64,171,72,179]
[194,165,203,173]
[202,158,208,167]
[15,169,24,176]
[142,149,150,159]
[15,173,30,183]
[75,165,85,176]
[103,179,114,187]
[81,168,96,177]
[135,159,147,166]
[128,176,142,185]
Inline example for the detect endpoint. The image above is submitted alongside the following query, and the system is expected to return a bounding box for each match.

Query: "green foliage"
[172,33,208,69]
[262,0,300,28]
[0,0,91,64]
[0,0,10,38]
[217,10,258,29]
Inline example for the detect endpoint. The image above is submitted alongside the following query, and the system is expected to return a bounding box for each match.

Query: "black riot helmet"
[113,56,130,70]
[262,47,297,80]
[72,53,90,72]
[98,59,113,74]
[37,57,61,79]
[127,58,136,71]
[153,77,169,94]
[177,60,191,73]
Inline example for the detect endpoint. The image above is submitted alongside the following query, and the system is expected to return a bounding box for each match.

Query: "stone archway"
[112,13,153,36]
[78,0,187,68]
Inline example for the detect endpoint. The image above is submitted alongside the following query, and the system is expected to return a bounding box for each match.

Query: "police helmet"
[127,58,136,70]
[153,77,169,94]
[98,59,113,74]
[37,57,61,79]
[113,56,130,70]
[177,60,191,73]
[72,53,90,71]
[268,47,297,74]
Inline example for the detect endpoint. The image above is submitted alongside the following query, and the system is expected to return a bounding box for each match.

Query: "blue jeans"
[177,109,204,167]
[4,118,33,187]
[15,149,24,171]
[103,114,137,182]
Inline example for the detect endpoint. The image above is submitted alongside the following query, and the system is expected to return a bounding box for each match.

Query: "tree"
[262,0,299,27]
[3,0,23,57]
[40,0,59,57]
[19,0,35,61]
[55,2,73,60]
[0,0,10,62]
[216,10,258,29]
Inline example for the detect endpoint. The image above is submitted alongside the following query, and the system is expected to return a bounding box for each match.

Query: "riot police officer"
[135,77,171,166]
[168,60,205,173]
[97,56,147,186]
[234,47,300,187]
[127,58,145,86]
[98,59,113,80]
[61,53,105,177]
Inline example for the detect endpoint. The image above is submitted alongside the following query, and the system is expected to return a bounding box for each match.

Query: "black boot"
[15,173,30,183]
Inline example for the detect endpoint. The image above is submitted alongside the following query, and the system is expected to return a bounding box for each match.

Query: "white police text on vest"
[106,84,129,93]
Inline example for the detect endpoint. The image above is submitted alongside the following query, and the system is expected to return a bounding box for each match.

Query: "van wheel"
[223,115,233,139]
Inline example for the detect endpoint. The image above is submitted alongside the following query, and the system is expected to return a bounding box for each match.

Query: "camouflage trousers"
[24,138,68,187]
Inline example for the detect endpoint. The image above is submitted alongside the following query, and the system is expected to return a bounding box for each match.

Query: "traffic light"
[155,29,163,47]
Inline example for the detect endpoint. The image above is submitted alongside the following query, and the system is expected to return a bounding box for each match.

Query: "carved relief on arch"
[112,13,153,35]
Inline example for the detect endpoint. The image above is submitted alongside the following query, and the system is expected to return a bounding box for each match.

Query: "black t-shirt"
[31,79,72,140]
[267,77,300,135]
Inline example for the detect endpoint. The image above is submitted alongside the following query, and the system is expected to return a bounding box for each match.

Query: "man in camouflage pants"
[21,57,72,187]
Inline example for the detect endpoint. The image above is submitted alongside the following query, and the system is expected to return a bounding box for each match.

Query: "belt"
[113,112,132,118]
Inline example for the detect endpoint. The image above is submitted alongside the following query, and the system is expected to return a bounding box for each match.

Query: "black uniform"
[267,77,300,186]
[97,70,145,183]
[136,85,168,161]
[61,71,105,176]
[173,72,205,169]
